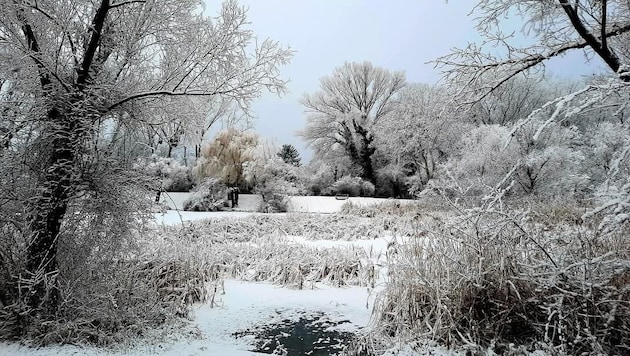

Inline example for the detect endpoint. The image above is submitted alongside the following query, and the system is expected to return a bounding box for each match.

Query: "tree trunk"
[354,121,376,184]
[26,109,77,317]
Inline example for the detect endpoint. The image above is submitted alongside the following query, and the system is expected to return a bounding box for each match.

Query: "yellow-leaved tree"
[193,128,259,190]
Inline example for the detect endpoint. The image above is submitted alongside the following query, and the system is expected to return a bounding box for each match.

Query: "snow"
[287,196,410,213]
[153,193,415,226]
[159,192,262,211]
[153,210,261,225]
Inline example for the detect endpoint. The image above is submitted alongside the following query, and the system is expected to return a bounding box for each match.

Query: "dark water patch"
[233,311,358,355]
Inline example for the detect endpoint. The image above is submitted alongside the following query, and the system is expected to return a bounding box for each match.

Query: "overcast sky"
[206,1,605,162]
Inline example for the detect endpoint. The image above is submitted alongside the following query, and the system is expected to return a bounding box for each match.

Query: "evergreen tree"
[277,144,302,166]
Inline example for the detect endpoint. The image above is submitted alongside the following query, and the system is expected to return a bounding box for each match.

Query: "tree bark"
[26,108,77,316]
[353,120,376,184]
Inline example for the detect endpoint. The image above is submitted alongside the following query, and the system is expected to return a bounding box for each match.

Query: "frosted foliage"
[306,162,337,196]
[449,121,586,197]
[587,125,630,234]
[193,128,259,188]
[505,80,630,231]
[447,125,519,195]
[134,155,191,192]
[377,84,465,194]
[244,154,306,196]
[182,178,228,212]
[330,176,375,197]
[244,147,307,212]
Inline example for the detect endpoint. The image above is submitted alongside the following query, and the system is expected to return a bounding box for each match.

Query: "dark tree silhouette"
[277,144,302,167]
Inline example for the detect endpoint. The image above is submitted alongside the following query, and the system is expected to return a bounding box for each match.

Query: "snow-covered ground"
[1,195,439,356]
[153,210,262,225]
[159,192,262,212]
[154,192,414,226]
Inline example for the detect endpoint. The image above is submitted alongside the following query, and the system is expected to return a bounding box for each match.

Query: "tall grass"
[371,197,630,355]
[148,214,394,289]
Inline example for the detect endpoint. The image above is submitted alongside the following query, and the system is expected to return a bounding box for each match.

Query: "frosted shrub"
[257,182,290,213]
[361,180,375,197]
[307,163,337,196]
[134,155,193,192]
[183,178,228,211]
[244,154,307,212]
[331,176,374,197]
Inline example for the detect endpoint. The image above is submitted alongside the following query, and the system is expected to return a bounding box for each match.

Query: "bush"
[183,178,228,211]
[331,176,374,197]
[361,180,375,197]
[244,156,307,212]
[134,155,193,192]
[258,185,289,213]
[255,175,306,213]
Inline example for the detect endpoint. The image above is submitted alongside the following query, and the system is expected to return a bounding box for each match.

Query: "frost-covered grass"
[368,198,630,355]
[146,214,409,289]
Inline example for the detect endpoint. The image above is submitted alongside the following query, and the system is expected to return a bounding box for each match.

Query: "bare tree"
[470,75,581,125]
[0,0,291,318]
[301,61,405,183]
[436,0,630,102]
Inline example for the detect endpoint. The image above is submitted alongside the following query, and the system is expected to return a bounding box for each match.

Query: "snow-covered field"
[1,195,446,356]
[154,192,414,225]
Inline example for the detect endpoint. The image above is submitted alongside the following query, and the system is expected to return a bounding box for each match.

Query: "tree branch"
[601,0,607,50]
[108,90,229,111]
[558,0,623,75]
[14,2,50,90]
[109,0,146,9]
[77,0,110,88]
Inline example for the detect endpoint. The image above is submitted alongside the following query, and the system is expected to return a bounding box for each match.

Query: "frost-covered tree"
[448,120,586,197]
[277,144,301,167]
[193,128,259,189]
[244,143,307,211]
[378,83,466,196]
[301,61,406,184]
[0,0,290,321]
[470,76,581,125]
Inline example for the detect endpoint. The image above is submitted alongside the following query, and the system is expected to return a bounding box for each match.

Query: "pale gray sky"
[206,1,605,162]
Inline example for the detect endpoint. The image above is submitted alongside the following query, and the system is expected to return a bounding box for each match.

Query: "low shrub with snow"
[244,155,307,212]
[332,176,375,197]
[182,178,229,211]
[135,155,193,192]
